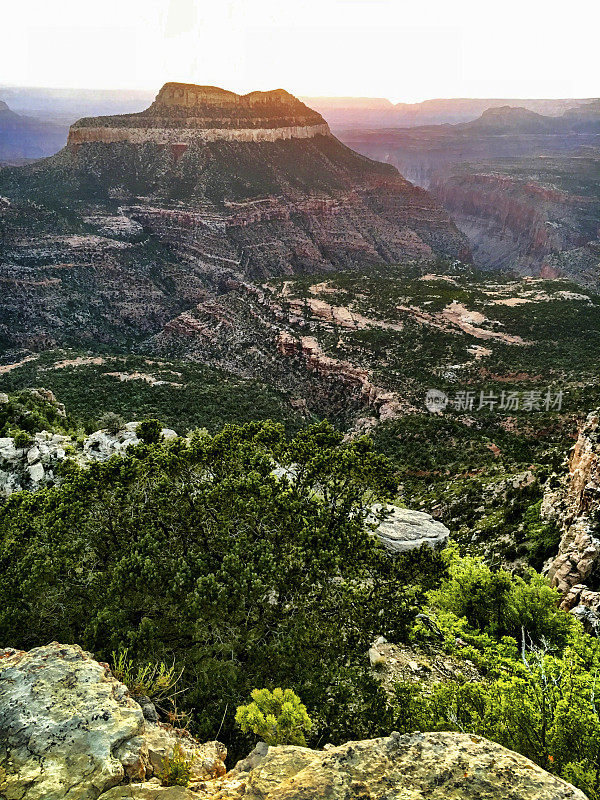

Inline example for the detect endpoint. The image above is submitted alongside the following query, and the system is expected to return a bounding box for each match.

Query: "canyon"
[0,82,468,360]
[0,101,66,162]
[3,83,598,288]
[341,106,600,285]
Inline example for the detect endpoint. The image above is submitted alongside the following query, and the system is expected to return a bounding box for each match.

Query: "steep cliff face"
[544,409,600,626]
[432,155,600,286]
[68,83,330,145]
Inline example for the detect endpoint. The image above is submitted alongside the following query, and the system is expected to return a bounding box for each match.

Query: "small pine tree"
[136,419,163,445]
[235,688,312,746]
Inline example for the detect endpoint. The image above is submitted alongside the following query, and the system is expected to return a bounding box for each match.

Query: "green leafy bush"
[429,546,572,645]
[236,688,312,746]
[13,431,31,450]
[407,627,600,800]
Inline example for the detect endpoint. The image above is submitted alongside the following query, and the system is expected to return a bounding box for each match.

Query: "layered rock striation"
[68,84,330,146]
[431,155,600,286]
[340,106,600,286]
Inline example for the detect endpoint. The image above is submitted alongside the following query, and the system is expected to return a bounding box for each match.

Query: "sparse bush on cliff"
[136,418,163,444]
[0,388,74,440]
[12,430,31,450]
[235,688,312,746]
[159,742,193,788]
[111,648,181,704]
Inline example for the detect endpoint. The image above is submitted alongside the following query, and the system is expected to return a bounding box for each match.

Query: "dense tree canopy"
[0,420,442,755]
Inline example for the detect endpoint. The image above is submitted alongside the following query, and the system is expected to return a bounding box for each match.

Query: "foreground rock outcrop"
[0,643,587,800]
[208,733,587,800]
[0,643,226,800]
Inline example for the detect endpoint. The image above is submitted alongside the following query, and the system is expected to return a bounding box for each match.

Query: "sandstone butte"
[0,643,589,800]
[68,83,332,145]
[54,81,469,276]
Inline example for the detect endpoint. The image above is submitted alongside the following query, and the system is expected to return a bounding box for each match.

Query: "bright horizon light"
[1,0,598,103]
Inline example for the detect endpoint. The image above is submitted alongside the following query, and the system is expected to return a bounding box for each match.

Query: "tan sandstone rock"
[0,643,147,800]
[207,733,588,800]
[0,643,226,800]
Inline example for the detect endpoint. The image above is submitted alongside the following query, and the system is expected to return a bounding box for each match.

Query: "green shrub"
[236,688,312,746]
[160,743,193,787]
[111,648,181,703]
[136,419,163,444]
[13,431,31,449]
[415,628,600,800]
[429,546,572,645]
[0,420,412,759]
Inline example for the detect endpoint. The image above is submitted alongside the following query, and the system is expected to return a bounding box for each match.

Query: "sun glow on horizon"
[1,0,598,102]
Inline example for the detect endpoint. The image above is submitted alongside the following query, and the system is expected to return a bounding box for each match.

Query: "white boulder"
[371,504,450,553]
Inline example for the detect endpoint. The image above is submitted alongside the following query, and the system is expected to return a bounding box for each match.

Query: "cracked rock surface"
[206,733,588,799]
[0,642,145,800]
[0,643,226,800]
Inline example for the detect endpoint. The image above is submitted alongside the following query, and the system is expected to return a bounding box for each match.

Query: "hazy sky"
[2,0,598,102]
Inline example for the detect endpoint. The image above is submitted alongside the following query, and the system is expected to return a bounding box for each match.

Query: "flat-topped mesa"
[68,82,331,145]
